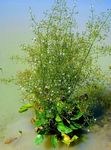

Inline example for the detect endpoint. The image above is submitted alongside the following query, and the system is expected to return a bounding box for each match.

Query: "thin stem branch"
[69,11,111,100]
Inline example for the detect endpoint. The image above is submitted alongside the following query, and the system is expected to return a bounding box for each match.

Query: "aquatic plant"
[5,0,111,148]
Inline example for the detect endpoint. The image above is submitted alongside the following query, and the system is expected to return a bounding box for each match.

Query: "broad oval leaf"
[35,120,43,127]
[70,125,78,130]
[73,123,82,129]
[19,107,28,113]
[19,103,33,113]
[57,122,72,134]
[55,115,62,122]
[24,103,33,108]
[71,135,78,142]
[71,112,83,120]
[35,134,44,145]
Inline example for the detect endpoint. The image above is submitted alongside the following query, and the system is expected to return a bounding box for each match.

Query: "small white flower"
[45,85,48,88]
[21,87,24,91]
[67,75,70,77]
[33,38,36,41]
[47,50,50,54]
[68,90,71,93]
[68,87,71,90]
[62,53,65,56]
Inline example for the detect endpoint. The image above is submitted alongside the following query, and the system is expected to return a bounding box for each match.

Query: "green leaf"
[19,107,28,113]
[35,120,43,127]
[71,135,78,142]
[38,128,47,135]
[19,103,33,113]
[70,125,78,130]
[57,101,63,112]
[55,115,62,122]
[38,112,46,119]
[73,123,82,129]
[57,122,72,134]
[50,135,58,148]
[35,134,44,145]
[71,112,83,120]
[70,122,82,130]
[24,103,33,108]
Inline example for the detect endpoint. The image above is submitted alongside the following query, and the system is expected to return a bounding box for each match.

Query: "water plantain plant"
[6,0,111,148]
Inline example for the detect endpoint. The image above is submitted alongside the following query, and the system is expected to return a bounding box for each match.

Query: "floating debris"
[4,137,18,144]
[18,130,23,135]
[31,118,36,125]
[4,130,23,144]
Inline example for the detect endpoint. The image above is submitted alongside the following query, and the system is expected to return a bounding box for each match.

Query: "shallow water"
[0,109,111,150]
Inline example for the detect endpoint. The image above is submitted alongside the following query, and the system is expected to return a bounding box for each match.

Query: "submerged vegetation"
[4,0,111,148]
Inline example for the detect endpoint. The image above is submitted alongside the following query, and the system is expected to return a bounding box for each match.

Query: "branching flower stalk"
[70,10,111,99]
